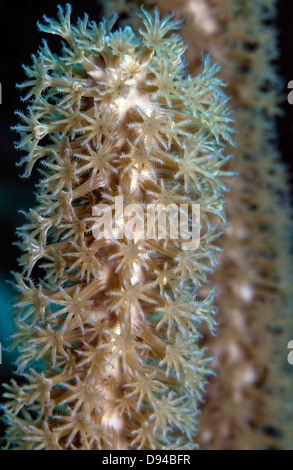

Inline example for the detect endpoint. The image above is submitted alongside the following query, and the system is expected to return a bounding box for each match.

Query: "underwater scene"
[0,0,293,450]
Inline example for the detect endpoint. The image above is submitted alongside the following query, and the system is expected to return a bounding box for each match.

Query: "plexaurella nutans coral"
[100,0,293,450]
[1,5,234,449]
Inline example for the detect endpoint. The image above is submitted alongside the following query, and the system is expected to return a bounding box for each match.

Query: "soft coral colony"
[101,0,293,450]
[2,5,234,449]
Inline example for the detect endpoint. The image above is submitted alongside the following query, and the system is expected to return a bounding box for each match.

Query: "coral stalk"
[2,5,233,449]
[101,0,293,449]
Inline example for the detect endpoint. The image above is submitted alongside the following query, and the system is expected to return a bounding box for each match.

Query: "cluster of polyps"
[103,0,293,450]
[2,5,233,449]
